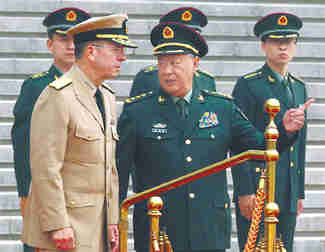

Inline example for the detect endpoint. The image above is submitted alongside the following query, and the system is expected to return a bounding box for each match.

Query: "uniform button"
[189,193,195,199]
[290,162,294,167]
[297,170,301,175]
[290,146,294,152]
[157,136,162,140]
[70,200,76,205]
[225,203,228,209]
[185,139,191,145]
[210,134,215,139]
[255,167,261,173]
[186,156,192,162]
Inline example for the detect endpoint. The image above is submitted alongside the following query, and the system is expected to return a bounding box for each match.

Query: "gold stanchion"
[148,196,163,252]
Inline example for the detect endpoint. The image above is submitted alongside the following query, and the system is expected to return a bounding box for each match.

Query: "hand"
[51,227,75,250]
[108,224,119,252]
[238,194,256,220]
[20,197,28,217]
[283,98,314,133]
[297,199,303,216]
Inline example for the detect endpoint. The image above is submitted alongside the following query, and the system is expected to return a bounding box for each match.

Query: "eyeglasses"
[91,44,134,55]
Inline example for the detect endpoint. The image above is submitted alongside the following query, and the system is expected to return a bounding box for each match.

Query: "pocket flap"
[65,191,95,208]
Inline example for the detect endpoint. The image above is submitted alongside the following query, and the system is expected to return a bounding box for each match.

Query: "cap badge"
[181,10,192,22]
[66,10,77,22]
[278,16,288,26]
[163,26,174,39]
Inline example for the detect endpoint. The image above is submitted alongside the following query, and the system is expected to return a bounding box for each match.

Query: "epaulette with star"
[143,65,158,73]
[102,83,115,94]
[31,71,48,79]
[196,69,215,79]
[202,89,233,100]
[49,75,72,90]
[124,91,154,104]
[243,71,263,80]
[288,72,305,85]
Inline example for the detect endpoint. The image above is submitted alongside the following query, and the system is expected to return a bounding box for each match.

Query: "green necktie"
[95,89,106,128]
[177,99,188,119]
[282,78,293,105]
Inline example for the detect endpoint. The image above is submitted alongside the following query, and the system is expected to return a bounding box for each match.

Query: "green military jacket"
[231,63,308,213]
[11,65,62,197]
[117,80,294,251]
[130,65,216,96]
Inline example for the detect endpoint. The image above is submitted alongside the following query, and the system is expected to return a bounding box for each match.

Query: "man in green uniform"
[11,8,90,252]
[130,7,216,97]
[117,20,308,252]
[231,12,314,252]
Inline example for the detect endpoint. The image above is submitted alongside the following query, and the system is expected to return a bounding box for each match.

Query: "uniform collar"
[49,64,64,79]
[74,65,98,97]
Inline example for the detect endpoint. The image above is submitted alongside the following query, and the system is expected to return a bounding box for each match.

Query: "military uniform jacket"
[232,63,308,213]
[130,65,216,96]
[11,65,62,197]
[22,65,119,249]
[117,81,294,251]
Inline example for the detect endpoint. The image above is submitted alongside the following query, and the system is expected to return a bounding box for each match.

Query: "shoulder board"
[202,90,233,100]
[196,69,215,79]
[243,71,263,80]
[124,91,154,104]
[102,83,115,94]
[289,73,305,85]
[143,65,158,73]
[31,71,48,79]
[49,75,72,90]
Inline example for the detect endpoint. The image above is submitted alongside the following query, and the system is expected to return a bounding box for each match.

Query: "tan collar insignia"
[182,10,192,22]
[66,10,77,22]
[163,26,174,39]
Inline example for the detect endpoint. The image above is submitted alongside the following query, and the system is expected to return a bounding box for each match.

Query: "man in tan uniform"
[22,14,137,252]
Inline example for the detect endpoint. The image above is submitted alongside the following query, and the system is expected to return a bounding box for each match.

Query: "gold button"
[185,139,191,145]
[255,167,261,173]
[189,193,195,199]
[290,162,294,167]
[225,203,228,208]
[210,134,215,139]
[186,156,192,162]
[70,200,76,205]
[290,146,294,152]
[157,136,162,140]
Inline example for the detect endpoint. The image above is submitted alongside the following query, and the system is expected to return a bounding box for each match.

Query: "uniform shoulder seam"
[30,71,48,79]
[196,69,215,78]
[202,89,233,100]
[243,71,263,80]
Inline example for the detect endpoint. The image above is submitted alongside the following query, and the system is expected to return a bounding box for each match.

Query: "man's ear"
[46,38,53,53]
[193,56,200,70]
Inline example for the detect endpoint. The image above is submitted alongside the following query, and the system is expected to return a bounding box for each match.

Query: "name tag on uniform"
[199,112,219,128]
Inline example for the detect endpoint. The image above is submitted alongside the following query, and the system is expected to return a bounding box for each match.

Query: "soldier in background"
[231,12,314,252]
[130,7,216,97]
[11,7,90,252]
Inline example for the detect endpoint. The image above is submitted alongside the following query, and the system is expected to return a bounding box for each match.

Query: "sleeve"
[116,105,137,203]
[29,88,70,232]
[230,78,259,198]
[298,87,308,199]
[11,79,41,197]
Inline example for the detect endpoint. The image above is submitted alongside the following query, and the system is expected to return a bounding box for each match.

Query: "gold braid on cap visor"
[153,42,199,55]
[96,34,129,39]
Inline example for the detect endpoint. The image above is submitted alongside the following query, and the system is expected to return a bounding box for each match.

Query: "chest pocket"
[192,123,225,141]
[75,125,101,141]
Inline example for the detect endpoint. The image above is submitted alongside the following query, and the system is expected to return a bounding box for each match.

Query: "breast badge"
[152,123,168,134]
[199,112,219,128]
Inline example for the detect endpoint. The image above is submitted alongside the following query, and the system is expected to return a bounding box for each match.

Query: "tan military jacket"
[22,65,119,249]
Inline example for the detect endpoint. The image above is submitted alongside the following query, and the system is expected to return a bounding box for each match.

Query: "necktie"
[282,78,293,105]
[95,89,106,128]
[177,99,188,119]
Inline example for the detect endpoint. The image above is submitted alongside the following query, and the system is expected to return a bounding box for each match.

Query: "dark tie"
[95,89,106,128]
[177,99,188,119]
[282,78,293,105]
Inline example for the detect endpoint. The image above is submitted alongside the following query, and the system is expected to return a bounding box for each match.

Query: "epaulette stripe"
[289,73,305,85]
[197,69,214,78]
[243,71,262,79]
[31,71,48,79]
[124,91,153,103]
[202,90,233,100]
[143,65,157,72]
